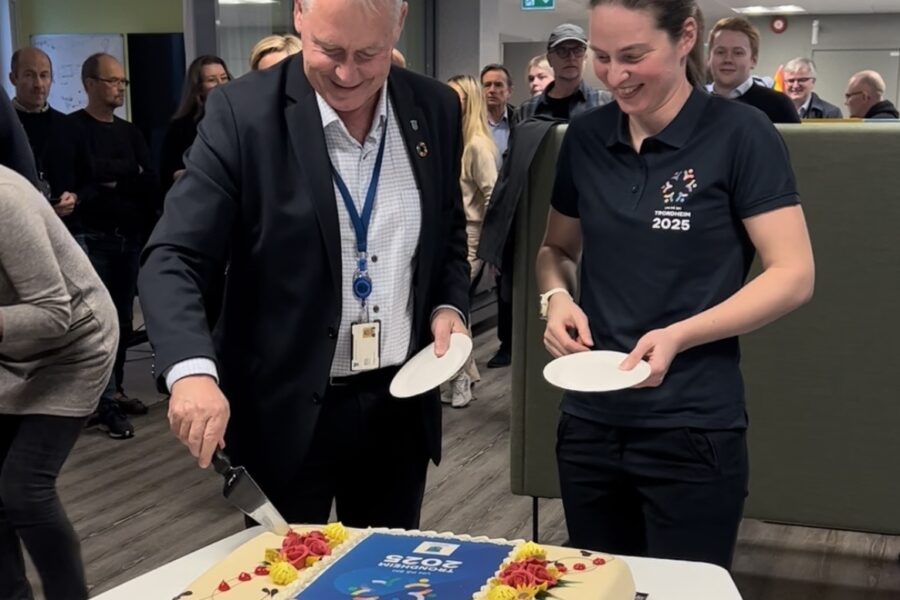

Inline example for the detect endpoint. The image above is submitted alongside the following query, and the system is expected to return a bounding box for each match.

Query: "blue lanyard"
[331,125,387,304]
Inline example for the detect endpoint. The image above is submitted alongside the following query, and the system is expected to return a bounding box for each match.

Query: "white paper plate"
[543,350,651,392]
[390,333,474,398]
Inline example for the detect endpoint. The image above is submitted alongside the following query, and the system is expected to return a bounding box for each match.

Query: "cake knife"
[211,449,291,536]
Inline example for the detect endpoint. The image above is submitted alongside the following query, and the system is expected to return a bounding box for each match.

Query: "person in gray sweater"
[0,165,118,600]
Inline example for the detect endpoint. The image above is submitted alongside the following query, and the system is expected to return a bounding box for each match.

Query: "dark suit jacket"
[138,55,468,483]
[805,92,843,119]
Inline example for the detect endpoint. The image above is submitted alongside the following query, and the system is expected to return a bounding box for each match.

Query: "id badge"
[350,321,381,372]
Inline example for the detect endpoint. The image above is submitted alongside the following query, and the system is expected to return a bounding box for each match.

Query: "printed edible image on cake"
[297,532,514,597]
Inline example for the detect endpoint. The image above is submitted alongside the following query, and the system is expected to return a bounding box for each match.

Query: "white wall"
[749,14,900,102]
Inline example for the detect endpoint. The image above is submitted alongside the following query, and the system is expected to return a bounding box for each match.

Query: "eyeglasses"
[552,45,586,59]
[90,76,130,88]
[785,77,814,85]
[844,90,864,100]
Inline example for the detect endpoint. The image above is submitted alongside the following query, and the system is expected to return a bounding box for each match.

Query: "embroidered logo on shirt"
[653,169,696,232]
[661,169,698,204]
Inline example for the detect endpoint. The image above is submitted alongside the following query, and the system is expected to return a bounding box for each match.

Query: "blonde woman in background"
[249,34,302,71]
[527,54,555,96]
[445,74,498,408]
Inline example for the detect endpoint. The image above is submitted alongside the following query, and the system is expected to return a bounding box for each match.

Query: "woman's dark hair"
[172,55,233,121]
[589,0,706,88]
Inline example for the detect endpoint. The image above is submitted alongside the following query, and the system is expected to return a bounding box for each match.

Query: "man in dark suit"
[783,57,843,119]
[138,0,469,530]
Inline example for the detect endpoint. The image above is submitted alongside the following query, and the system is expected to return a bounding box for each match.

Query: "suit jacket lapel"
[388,73,435,338]
[284,58,342,302]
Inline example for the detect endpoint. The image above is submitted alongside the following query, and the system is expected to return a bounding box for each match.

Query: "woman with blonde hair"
[249,34,302,71]
[527,54,555,96]
[445,74,498,408]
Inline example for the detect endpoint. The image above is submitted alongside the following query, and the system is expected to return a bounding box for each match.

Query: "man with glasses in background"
[782,57,842,119]
[514,24,610,123]
[845,70,899,119]
[69,52,161,438]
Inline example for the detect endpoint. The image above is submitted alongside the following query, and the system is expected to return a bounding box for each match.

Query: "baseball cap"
[547,24,588,50]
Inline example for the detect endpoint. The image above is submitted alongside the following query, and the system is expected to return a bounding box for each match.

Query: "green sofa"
[509,122,900,534]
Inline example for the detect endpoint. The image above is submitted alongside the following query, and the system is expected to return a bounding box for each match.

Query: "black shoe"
[487,349,511,368]
[114,392,149,415]
[99,404,135,439]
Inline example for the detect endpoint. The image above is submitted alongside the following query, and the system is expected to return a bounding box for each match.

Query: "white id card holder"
[350,321,381,372]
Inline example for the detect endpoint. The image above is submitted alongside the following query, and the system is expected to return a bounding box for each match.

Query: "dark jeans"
[556,413,748,569]
[80,229,142,398]
[0,415,87,600]
[245,369,429,530]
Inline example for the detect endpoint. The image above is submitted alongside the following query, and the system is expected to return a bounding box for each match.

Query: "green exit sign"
[522,0,555,10]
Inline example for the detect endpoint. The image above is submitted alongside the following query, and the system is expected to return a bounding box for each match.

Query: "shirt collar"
[607,87,709,150]
[539,80,589,105]
[706,77,755,99]
[488,109,509,128]
[12,97,49,113]
[316,84,389,144]
[799,93,813,117]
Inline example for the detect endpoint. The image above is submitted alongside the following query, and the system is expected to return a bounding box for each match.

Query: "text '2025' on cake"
[176,523,636,599]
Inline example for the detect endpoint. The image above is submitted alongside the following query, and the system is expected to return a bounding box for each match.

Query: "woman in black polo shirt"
[536,0,814,569]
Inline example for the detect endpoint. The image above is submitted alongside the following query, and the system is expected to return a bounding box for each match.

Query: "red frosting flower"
[306,538,332,557]
[283,543,310,568]
[501,569,536,588]
[524,562,557,586]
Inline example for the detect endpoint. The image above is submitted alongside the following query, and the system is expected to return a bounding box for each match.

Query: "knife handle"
[211,449,232,475]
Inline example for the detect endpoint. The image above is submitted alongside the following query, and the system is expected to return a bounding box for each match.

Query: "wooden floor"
[24,326,900,599]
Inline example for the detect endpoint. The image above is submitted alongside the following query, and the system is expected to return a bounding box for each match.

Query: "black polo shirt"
[551,88,798,430]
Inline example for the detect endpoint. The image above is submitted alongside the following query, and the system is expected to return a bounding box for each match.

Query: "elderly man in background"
[783,57,842,119]
[845,70,899,119]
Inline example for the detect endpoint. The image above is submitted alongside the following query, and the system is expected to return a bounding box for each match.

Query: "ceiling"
[511,0,900,21]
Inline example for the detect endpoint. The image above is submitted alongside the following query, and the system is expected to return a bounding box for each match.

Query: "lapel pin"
[416,142,429,158]
[410,119,419,131]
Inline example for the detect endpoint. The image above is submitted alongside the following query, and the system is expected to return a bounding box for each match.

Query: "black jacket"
[736,83,801,124]
[0,87,39,187]
[138,55,468,482]
[865,100,899,119]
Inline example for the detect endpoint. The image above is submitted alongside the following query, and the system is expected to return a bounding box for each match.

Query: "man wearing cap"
[514,24,611,124]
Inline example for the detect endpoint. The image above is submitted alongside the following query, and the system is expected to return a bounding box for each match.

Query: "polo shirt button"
[631,185,639,193]
[373,305,380,314]
[371,255,378,263]
[312,392,322,404]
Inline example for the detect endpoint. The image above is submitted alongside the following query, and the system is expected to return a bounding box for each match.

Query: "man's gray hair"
[784,57,816,77]
[301,0,403,18]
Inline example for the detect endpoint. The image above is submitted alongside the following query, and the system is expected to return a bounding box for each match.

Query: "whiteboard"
[30,34,128,118]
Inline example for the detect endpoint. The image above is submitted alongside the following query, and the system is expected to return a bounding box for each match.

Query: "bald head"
[9,47,53,112]
[391,48,406,68]
[845,69,886,117]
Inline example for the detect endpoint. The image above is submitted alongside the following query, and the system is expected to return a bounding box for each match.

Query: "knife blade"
[211,449,290,536]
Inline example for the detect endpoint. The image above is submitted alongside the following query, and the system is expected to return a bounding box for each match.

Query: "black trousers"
[556,413,748,569]
[247,368,430,531]
[0,414,87,600]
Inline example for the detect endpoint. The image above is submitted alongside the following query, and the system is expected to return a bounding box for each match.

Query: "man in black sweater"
[9,47,90,229]
[845,70,900,119]
[69,52,161,435]
[707,17,800,124]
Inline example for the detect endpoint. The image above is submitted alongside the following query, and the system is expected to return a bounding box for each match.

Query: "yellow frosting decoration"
[264,548,285,565]
[323,522,348,546]
[269,561,298,585]
[305,555,320,568]
[487,584,520,600]
[513,541,546,561]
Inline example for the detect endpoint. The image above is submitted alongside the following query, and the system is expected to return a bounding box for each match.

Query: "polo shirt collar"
[606,87,709,150]
[12,97,49,113]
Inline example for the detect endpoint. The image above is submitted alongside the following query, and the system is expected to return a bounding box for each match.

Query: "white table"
[93,527,742,600]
